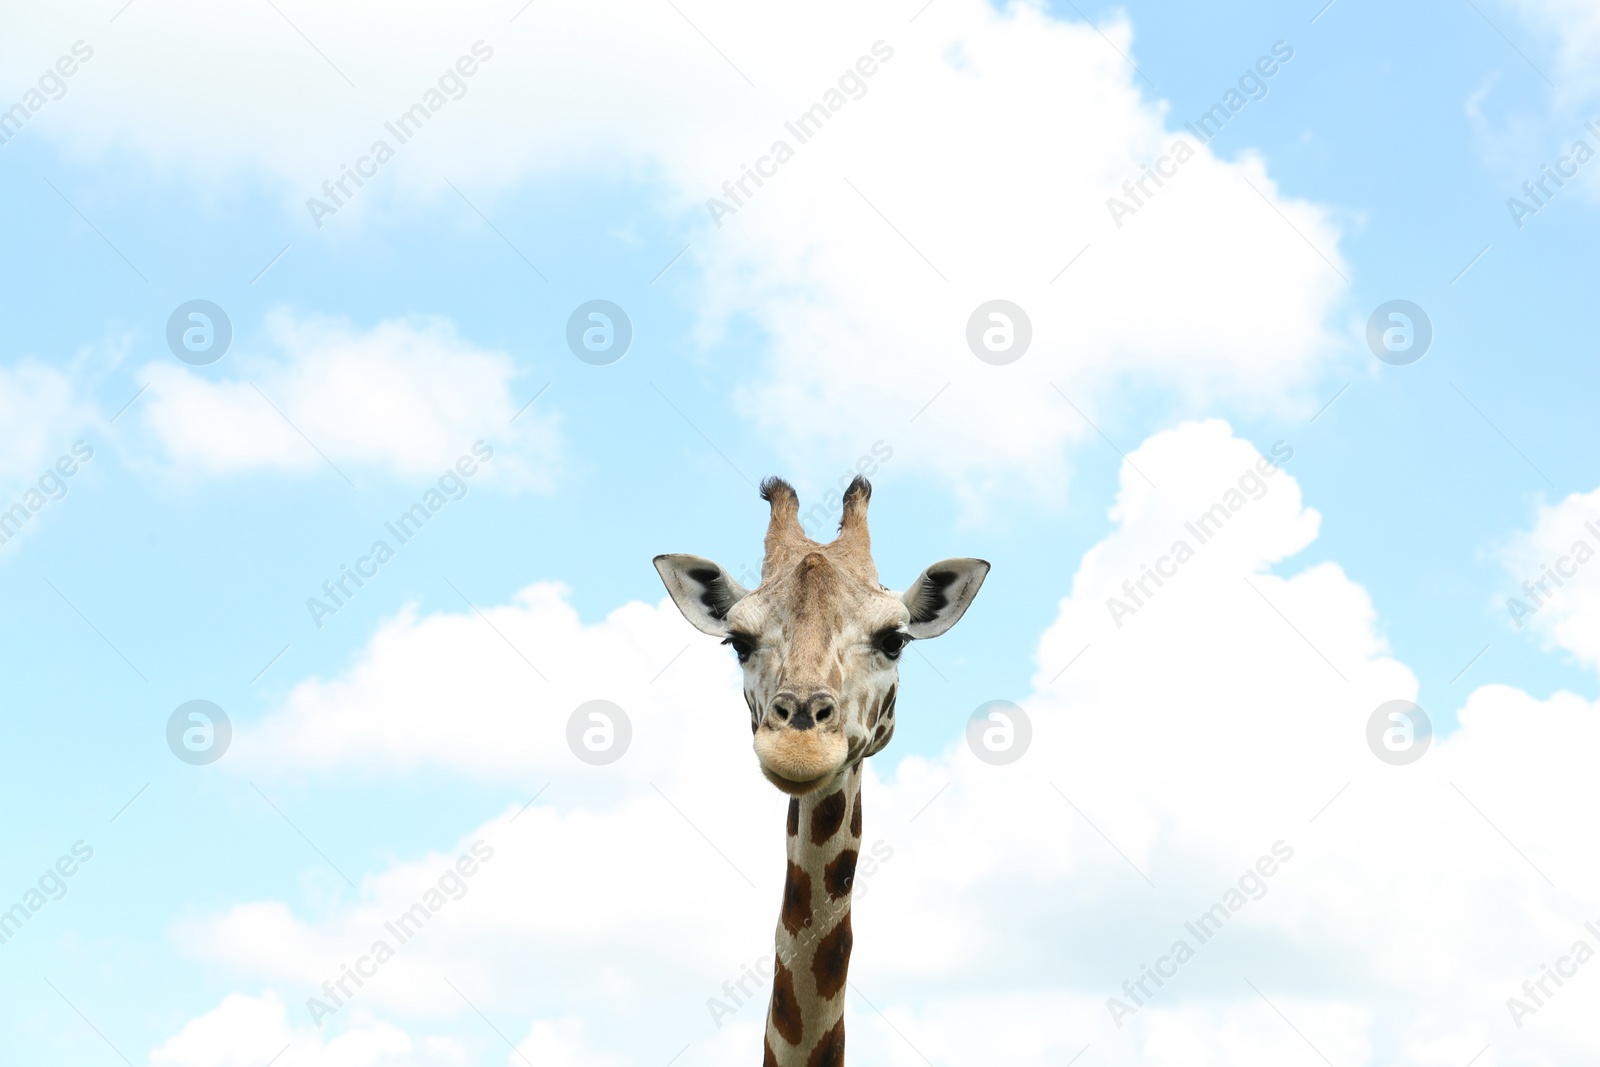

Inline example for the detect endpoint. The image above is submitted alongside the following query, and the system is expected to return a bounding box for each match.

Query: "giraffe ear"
[898,558,990,639]
[653,554,750,636]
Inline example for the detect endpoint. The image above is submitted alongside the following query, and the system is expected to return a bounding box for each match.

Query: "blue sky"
[2,1,1599,1064]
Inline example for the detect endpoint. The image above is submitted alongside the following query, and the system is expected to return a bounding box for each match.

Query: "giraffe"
[655,475,989,1066]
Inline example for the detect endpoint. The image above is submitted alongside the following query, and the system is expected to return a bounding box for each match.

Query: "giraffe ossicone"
[655,475,988,1067]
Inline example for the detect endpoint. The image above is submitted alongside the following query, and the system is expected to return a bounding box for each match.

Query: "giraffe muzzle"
[754,690,848,794]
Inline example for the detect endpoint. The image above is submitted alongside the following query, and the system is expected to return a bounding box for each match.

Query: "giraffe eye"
[875,630,910,660]
[722,634,755,663]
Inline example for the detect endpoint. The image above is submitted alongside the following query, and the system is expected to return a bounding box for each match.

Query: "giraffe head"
[655,476,988,796]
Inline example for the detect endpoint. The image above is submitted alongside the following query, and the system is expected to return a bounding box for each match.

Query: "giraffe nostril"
[796,693,834,731]
[769,692,832,731]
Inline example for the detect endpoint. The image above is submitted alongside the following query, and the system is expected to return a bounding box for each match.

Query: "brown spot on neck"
[768,956,803,1044]
[787,798,800,836]
[781,862,812,937]
[810,912,853,1001]
[806,1018,846,1067]
[824,849,858,900]
[810,790,847,845]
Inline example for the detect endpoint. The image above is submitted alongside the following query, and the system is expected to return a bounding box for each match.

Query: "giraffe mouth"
[753,730,848,795]
[759,764,845,796]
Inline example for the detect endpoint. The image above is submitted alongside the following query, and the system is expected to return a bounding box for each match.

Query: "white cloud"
[219,588,787,1032]
[510,1020,623,1067]
[137,313,559,484]
[0,360,99,483]
[1509,0,1600,97]
[4,1,1347,504]
[1473,1,1600,212]
[1502,484,1600,670]
[238,579,755,787]
[173,419,1600,1065]
[148,990,448,1067]
[0,1,742,198]
[0,359,104,557]
[703,18,1346,506]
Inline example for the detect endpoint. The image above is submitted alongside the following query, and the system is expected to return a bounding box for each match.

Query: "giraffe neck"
[763,763,862,1067]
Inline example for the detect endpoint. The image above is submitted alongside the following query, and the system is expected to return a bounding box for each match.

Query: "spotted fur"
[765,766,864,1064]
